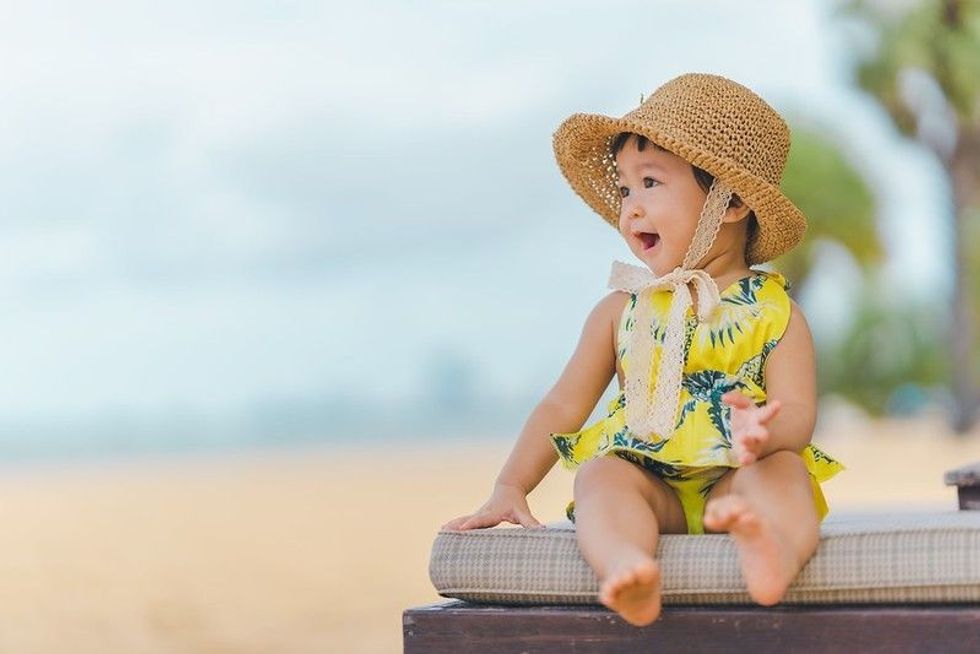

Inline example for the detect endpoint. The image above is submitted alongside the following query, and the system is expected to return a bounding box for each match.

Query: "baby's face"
[614,135,708,276]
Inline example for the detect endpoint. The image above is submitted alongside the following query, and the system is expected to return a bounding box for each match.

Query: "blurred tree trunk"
[949,129,979,431]
[841,0,980,432]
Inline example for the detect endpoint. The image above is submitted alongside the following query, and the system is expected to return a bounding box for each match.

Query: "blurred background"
[0,0,977,652]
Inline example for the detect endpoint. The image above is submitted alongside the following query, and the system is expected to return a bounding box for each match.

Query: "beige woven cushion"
[430,510,980,605]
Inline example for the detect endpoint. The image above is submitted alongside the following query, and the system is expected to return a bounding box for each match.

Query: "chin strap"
[607,179,733,441]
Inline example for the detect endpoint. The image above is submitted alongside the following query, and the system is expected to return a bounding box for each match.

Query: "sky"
[0,1,953,456]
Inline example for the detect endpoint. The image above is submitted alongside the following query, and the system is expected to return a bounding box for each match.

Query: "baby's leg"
[703,450,819,606]
[572,455,687,626]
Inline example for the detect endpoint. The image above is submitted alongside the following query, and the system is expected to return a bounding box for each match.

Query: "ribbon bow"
[607,259,722,441]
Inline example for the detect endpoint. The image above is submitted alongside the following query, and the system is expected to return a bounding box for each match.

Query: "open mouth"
[637,232,660,251]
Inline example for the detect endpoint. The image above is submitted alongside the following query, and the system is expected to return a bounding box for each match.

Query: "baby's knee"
[758,449,809,479]
[573,455,630,495]
[763,449,805,468]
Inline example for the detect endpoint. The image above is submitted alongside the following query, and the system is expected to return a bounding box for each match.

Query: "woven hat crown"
[628,74,790,187]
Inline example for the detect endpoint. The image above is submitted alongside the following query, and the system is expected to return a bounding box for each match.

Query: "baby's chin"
[631,252,676,277]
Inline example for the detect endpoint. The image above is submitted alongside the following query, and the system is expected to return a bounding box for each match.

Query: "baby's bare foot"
[598,553,662,626]
[703,494,799,606]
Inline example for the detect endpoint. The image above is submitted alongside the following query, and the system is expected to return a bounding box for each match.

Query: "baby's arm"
[496,290,626,491]
[722,298,817,464]
[750,298,818,459]
[441,290,627,530]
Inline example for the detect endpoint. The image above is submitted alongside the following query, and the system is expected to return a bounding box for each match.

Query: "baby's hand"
[721,390,781,466]
[440,483,544,531]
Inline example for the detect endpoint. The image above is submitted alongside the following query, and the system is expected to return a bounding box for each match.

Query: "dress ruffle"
[549,390,845,522]
[551,390,843,475]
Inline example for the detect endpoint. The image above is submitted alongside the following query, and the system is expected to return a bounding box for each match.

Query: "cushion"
[430,510,980,605]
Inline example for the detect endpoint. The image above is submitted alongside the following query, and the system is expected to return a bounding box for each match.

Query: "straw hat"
[552,72,806,266]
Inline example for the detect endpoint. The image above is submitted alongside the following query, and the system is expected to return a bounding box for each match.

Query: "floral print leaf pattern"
[700,274,766,350]
[675,398,698,430]
[607,391,626,417]
[809,444,837,466]
[612,449,686,481]
[683,316,697,366]
[612,427,669,454]
[680,370,745,445]
[619,293,639,353]
[736,338,779,388]
[650,314,669,344]
[551,433,579,462]
[698,474,727,499]
[551,267,844,521]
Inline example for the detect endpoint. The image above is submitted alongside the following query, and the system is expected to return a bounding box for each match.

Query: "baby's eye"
[618,178,659,198]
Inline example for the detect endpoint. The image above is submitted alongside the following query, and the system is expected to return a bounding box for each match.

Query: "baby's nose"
[622,197,644,219]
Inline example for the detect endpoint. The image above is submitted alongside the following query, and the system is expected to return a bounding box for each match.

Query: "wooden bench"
[404,462,980,653]
[404,601,980,653]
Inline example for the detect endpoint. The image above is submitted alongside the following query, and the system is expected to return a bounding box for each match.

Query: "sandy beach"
[0,414,977,653]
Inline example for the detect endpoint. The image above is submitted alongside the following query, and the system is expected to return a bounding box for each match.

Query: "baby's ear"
[722,201,753,224]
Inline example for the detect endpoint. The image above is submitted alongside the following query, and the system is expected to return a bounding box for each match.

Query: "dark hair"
[610,132,758,241]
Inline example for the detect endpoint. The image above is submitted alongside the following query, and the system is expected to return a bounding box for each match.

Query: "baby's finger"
[734,441,757,462]
[722,391,752,409]
[759,401,781,422]
[736,432,766,455]
[459,514,492,530]
[441,515,470,531]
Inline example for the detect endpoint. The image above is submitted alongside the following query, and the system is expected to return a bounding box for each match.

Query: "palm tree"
[836,0,980,432]
[817,276,948,416]
[776,126,881,287]
[774,122,949,420]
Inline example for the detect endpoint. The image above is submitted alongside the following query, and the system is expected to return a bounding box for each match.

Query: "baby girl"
[441,73,844,627]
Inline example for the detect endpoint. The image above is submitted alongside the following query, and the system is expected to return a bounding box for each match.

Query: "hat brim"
[552,112,806,266]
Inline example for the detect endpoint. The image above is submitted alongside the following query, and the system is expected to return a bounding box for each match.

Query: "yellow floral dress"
[549,269,845,534]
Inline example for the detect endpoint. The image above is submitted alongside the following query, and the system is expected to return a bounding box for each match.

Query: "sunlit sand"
[0,412,975,652]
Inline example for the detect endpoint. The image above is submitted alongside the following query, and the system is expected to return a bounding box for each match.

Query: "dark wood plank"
[945,461,980,487]
[958,486,980,511]
[945,461,980,510]
[404,600,980,653]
